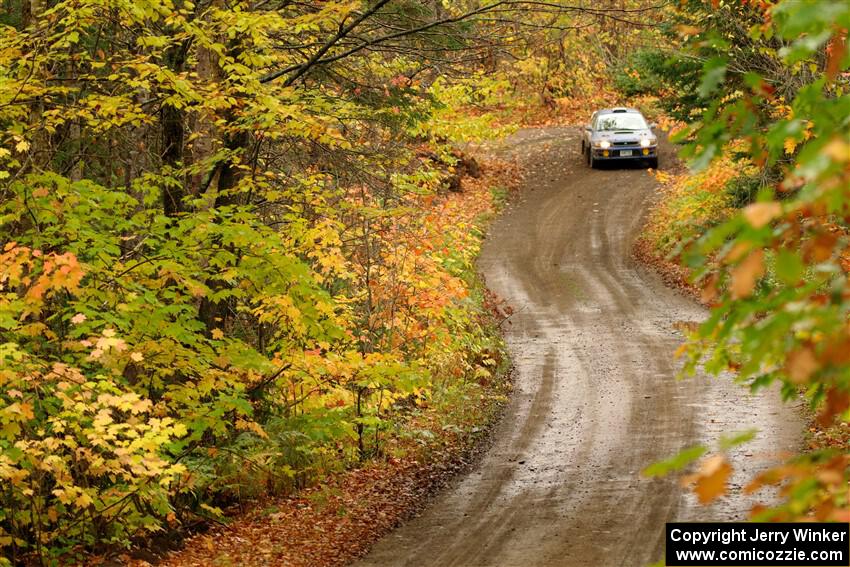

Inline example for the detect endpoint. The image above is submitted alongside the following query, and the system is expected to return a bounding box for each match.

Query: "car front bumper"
[592,146,657,159]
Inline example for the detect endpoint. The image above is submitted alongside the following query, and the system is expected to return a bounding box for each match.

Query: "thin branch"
[262,0,393,85]
[260,0,670,85]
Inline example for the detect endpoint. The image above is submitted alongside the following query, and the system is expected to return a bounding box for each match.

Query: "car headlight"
[640,138,652,147]
[597,140,611,149]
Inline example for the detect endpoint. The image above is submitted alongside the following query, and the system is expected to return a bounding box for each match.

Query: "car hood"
[592,129,654,142]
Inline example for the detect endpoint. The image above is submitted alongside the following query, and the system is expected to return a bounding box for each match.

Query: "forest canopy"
[5,0,850,564]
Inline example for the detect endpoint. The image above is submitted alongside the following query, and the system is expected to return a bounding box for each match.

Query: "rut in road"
[354,127,802,567]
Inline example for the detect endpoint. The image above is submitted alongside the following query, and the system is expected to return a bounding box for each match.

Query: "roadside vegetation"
[638,0,850,523]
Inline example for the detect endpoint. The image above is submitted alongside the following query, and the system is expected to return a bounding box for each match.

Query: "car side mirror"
[584,125,592,131]
[649,122,658,130]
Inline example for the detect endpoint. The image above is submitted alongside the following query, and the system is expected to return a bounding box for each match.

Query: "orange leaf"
[785,346,819,384]
[830,509,850,522]
[745,465,794,495]
[749,503,768,518]
[823,335,850,365]
[823,138,850,163]
[743,202,782,228]
[701,274,719,304]
[806,232,839,263]
[827,30,848,80]
[817,387,850,427]
[724,241,751,264]
[683,455,732,504]
[730,249,765,299]
[816,469,843,487]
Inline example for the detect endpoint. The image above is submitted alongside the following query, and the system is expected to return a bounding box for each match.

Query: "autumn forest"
[2,1,850,566]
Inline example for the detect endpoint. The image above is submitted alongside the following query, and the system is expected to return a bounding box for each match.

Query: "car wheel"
[589,150,597,169]
[648,157,658,169]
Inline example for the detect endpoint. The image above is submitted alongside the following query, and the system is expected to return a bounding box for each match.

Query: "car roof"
[596,107,643,115]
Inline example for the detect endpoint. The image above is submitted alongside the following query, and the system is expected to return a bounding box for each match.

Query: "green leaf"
[774,249,804,285]
[698,57,727,99]
[718,429,757,451]
[643,445,707,477]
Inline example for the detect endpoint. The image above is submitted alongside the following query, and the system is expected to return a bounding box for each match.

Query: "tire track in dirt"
[353,127,802,567]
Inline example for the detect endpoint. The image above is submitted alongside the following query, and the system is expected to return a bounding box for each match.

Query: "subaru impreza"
[580,108,658,169]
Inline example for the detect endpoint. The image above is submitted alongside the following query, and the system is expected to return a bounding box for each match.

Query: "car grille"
[613,141,638,146]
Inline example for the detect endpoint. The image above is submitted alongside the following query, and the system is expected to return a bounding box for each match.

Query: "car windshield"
[596,113,647,131]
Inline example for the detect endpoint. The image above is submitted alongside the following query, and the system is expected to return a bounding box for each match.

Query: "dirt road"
[354,128,801,567]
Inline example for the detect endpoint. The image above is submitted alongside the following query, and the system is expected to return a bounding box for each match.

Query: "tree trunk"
[161,43,188,217]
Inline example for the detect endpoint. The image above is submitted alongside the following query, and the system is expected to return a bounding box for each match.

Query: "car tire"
[648,157,658,169]
[589,150,597,169]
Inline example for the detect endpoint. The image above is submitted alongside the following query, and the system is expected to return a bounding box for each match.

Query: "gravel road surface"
[354,127,801,567]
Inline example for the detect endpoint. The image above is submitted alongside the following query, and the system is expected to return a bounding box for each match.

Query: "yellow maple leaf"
[19,402,34,420]
[783,138,797,155]
[75,491,93,509]
[130,398,152,414]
